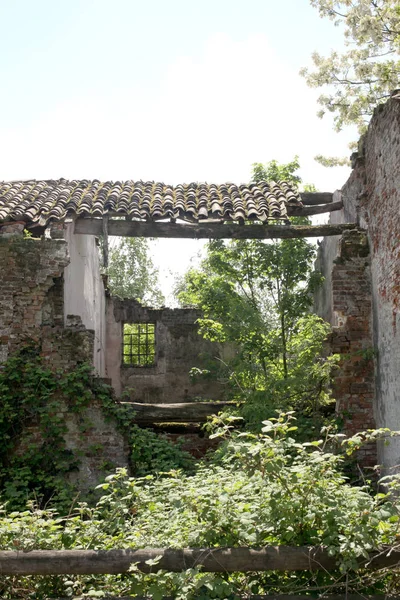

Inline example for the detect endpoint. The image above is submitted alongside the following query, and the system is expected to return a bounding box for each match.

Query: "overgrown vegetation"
[2,156,397,596]
[0,347,193,511]
[1,414,400,598]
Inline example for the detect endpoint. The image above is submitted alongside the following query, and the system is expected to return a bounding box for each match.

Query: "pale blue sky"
[1,0,344,90]
[0,0,353,300]
[1,0,349,183]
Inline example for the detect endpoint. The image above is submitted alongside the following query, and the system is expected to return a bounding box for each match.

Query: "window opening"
[123,323,156,366]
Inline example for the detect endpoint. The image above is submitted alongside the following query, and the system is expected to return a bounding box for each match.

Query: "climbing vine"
[0,345,193,511]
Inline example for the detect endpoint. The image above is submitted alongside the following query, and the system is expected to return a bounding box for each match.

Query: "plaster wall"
[105,296,122,396]
[63,224,106,376]
[313,192,342,324]
[363,99,400,471]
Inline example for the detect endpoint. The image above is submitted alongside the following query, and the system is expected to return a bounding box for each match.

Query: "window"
[123,323,156,366]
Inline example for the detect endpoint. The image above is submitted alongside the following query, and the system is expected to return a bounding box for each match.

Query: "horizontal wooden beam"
[0,546,399,575]
[121,401,235,424]
[59,597,394,600]
[290,200,342,216]
[74,219,357,240]
[300,191,334,205]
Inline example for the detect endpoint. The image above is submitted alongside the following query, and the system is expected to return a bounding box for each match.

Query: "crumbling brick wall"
[0,224,94,369]
[315,95,400,471]
[328,230,376,466]
[0,224,129,489]
[106,297,232,403]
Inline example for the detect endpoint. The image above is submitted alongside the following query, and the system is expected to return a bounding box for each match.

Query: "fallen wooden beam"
[74,219,357,240]
[121,401,235,424]
[0,546,399,575]
[58,596,396,600]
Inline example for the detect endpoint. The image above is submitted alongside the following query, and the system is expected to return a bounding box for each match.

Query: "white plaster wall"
[371,278,400,472]
[363,100,400,473]
[63,223,106,375]
[105,297,122,396]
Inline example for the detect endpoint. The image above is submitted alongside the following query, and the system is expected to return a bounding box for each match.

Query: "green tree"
[252,156,302,187]
[176,160,331,424]
[248,158,322,380]
[301,0,400,134]
[107,237,164,306]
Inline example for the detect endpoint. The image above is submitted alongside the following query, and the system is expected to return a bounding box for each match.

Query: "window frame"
[122,322,156,367]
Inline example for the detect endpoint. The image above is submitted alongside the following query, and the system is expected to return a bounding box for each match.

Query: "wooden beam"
[0,546,399,575]
[102,214,109,268]
[74,219,357,240]
[300,192,333,205]
[121,401,236,424]
[290,200,342,216]
[58,597,395,600]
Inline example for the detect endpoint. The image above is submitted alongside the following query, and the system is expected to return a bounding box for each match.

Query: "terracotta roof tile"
[0,178,303,226]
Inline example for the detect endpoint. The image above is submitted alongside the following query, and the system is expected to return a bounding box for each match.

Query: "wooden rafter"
[290,200,342,215]
[299,191,334,205]
[74,219,357,240]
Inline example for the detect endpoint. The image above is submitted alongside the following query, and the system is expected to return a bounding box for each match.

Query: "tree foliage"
[301,0,400,133]
[107,237,164,306]
[176,160,331,425]
[252,156,302,186]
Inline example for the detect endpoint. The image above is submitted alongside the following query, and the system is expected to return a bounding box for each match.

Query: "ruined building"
[0,94,399,482]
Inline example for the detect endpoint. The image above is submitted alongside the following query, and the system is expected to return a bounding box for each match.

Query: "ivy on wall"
[0,345,193,511]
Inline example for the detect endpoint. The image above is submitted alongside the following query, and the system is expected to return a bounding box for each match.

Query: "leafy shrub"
[1,414,400,599]
[129,424,195,475]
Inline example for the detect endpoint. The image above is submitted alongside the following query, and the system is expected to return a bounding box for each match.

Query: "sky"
[0,0,355,302]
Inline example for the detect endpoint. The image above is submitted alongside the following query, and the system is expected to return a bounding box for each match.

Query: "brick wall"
[0,227,96,369]
[328,230,376,466]
[14,395,130,493]
[315,96,400,471]
[362,98,400,471]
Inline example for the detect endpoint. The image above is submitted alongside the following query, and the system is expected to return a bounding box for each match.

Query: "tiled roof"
[0,178,303,226]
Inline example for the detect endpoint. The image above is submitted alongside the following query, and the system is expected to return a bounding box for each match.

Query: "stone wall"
[0,224,98,370]
[315,95,400,471]
[106,298,232,403]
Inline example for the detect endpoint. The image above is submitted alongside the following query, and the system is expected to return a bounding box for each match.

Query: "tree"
[301,0,400,135]
[107,237,164,306]
[249,158,322,380]
[176,160,332,425]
